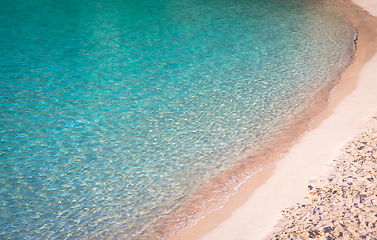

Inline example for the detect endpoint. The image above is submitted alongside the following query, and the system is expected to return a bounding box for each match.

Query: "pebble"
[265,118,377,239]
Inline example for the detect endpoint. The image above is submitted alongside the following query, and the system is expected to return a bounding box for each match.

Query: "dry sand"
[266,116,377,239]
[169,0,377,239]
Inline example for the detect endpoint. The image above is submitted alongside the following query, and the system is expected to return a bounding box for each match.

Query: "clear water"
[0,0,355,238]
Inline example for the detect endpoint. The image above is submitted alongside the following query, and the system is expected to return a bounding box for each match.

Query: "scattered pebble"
[265,117,377,239]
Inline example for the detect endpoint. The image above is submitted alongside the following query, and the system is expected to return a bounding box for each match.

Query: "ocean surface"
[0,0,355,238]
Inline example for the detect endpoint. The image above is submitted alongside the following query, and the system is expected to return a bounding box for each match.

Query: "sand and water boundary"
[167,0,377,239]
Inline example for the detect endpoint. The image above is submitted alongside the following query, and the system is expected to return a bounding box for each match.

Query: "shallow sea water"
[0,0,355,238]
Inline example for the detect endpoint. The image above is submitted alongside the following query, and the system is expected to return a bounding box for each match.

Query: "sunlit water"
[0,0,355,238]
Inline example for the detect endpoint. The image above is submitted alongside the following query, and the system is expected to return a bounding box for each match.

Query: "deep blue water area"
[0,0,355,238]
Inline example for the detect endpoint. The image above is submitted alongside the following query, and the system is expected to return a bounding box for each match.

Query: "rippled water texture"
[0,0,355,238]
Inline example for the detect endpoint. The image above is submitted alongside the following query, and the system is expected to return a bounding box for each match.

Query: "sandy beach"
[169,0,377,239]
[266,117,377,239]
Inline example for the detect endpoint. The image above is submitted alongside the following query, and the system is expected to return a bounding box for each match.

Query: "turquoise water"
[0,0,355,238]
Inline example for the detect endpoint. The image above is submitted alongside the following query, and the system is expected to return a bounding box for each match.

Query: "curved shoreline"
[168,0,377,239]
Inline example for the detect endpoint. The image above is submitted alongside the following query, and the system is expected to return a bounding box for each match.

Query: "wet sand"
[169,0,377,239]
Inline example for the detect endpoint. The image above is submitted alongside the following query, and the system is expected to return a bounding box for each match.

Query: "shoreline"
[168,0,377,239]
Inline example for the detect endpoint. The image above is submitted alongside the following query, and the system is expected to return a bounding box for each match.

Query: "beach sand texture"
[266,117,377,239]
[266,0,377,238]
[169,0,377,239]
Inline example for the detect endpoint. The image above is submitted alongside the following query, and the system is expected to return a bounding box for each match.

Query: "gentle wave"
[0,0,356,238]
